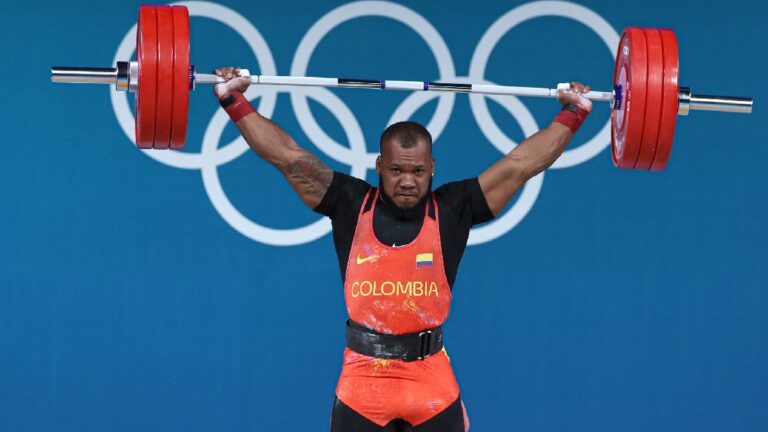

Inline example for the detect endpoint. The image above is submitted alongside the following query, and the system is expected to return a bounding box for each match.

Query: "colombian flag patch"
[416,253,433,268]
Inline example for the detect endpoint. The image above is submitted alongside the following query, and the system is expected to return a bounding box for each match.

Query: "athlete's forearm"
[504,122,573,180]
[218,91,299,171]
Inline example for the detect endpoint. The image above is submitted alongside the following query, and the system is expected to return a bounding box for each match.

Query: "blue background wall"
[1,1,766,431]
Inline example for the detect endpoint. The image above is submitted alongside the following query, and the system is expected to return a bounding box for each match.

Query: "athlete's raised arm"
[213,67,332,210]
[478,82,593,216]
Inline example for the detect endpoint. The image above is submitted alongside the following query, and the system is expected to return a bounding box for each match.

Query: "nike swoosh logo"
[356,254,376,265]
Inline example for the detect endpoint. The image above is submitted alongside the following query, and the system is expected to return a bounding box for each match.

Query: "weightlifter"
[213,66,591,432]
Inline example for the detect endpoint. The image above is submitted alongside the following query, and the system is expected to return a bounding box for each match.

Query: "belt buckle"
[417,330,432,360]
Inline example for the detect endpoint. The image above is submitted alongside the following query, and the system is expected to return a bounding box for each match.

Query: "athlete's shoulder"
[434,177,493,225]
[433,177,479,201]
[313,171,372,218]
[333,171,373,191]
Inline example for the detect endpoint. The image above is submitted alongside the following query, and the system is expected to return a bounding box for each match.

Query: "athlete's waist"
[345,320,443,362]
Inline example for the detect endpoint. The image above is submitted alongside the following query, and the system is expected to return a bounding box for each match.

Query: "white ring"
[469,0,619,169]
[289,0,457,167]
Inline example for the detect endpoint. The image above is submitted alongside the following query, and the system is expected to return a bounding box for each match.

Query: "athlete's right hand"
[212,67,251,101]
[557,81,593,112]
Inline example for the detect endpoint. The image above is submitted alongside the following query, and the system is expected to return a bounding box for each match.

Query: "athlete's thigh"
[412,397,467,432]
[331,397,404,432]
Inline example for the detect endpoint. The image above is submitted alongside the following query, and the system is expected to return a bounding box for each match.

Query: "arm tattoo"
[286,153,333,203]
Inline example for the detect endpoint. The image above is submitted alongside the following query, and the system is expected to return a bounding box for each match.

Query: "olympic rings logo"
[111,0,619,247]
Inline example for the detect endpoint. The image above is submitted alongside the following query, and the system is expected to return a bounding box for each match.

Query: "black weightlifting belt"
[345,320,443,362]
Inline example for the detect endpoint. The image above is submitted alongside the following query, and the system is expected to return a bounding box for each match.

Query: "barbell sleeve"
[52,63,131,90]
[677,87,752,115]
[52,67,118,84]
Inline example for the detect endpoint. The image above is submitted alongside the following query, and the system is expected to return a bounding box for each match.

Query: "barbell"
[51,5,753,171]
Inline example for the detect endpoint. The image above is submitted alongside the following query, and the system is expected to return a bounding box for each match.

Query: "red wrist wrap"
[553,106,590,134]
[222,92,255,123]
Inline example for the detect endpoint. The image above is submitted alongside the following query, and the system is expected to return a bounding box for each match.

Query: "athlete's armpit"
[285,151,334,209]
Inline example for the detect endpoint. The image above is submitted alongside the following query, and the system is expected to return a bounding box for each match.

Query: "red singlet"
[335,188,461,427]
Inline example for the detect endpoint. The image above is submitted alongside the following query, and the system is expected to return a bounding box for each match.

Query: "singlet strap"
[361,188,375,215]
[427,193,436,220]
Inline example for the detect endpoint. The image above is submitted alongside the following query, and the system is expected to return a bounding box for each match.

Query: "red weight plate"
[136,6,158,149]
[634,28,664,170]
[611,27,648,169]
[152,6,175,149]
[651,29,680,171]
[170,6,190,150]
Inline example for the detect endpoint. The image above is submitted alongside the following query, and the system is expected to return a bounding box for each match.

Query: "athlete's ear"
[376,154,382,176]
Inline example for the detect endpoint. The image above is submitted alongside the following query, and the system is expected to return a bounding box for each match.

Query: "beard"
[378,178,433,221]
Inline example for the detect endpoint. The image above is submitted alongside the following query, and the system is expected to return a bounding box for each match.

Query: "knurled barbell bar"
[51,5,753,171]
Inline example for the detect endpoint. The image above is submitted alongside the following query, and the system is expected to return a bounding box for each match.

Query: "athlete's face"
[376,138,434,208]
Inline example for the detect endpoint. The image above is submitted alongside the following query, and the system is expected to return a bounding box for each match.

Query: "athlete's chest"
[343,194,451,334]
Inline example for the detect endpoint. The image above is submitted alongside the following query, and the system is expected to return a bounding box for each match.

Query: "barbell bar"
[51,5,753,171]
